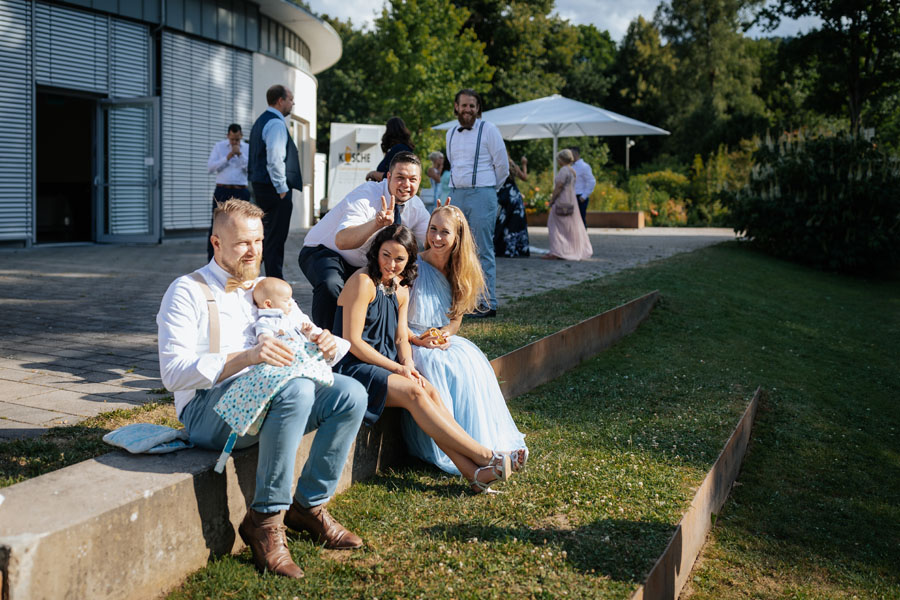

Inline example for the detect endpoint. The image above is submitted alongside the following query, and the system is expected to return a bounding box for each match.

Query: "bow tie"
[457,126,472,132]
[225,277,254,293]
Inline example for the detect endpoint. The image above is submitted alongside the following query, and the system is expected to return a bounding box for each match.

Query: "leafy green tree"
[759,0,900,137]
[315,0,493,152]
[453,0,575,108]
[371,0,494,136]
[561,24,617,104]
[654,0,768,157]
[609,16,677,165]
[315,17,378,152]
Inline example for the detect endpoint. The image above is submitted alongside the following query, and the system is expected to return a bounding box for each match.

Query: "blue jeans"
[450,186,498,310]
[180,374,367,513]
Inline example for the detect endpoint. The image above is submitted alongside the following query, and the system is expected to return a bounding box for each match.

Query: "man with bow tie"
[445,89,509,318]
[298,151,430,329]
[157,199,368,579]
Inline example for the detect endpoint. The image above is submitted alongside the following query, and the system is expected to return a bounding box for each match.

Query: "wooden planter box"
[526,211,645,228]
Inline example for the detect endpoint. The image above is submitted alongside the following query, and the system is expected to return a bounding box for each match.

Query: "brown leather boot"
[238,509,304,578]
[284,501,363,549]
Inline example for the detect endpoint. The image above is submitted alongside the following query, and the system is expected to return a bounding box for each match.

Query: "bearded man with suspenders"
[445,89,509,318]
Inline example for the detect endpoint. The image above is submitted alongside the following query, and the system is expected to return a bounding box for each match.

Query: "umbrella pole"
[552,135,558,178]
[625,137,630,172]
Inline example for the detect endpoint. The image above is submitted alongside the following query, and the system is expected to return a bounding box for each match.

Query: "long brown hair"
[381,117,415,153]
[425,206,486,319]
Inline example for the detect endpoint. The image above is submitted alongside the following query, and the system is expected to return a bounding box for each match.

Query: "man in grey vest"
[249,85,302,280]
[445,89,509,317]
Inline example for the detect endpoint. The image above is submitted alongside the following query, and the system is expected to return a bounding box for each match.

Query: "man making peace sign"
[299,152,430,329]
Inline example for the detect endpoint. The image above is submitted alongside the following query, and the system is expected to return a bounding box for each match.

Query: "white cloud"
[555,0,658,41]
[307,0,383,29]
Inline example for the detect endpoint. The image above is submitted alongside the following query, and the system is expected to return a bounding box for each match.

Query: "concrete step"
[0,292,658,600]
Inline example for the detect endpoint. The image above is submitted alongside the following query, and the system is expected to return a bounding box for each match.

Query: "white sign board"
[325,122,385,213]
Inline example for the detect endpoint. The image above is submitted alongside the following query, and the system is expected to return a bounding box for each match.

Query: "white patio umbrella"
[433,94,669,175]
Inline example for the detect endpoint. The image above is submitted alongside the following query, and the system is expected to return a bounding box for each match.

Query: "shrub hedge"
[726,131,900,272]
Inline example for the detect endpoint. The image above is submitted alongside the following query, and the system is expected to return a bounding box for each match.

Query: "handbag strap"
[189,271,220,354]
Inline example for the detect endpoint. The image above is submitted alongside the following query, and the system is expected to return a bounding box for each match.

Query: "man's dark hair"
[381,117,415,153]
[454,89,483,115]
[389,151,422,173]
[227,123,242,134]
[266,84,288,105]
[568,146,581,155]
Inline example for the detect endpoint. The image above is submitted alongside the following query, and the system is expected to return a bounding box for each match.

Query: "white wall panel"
[162,31,253,230]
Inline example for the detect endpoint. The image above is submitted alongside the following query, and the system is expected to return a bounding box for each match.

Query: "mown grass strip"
[165,243,898,599]
[0,399,178,488]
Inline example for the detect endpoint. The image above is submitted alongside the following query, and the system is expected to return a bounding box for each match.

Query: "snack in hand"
[423,327,448,345]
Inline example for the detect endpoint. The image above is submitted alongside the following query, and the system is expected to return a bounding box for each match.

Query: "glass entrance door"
[95,97,160,243]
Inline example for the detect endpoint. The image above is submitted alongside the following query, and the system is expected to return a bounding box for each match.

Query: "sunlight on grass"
[169,243,899,599]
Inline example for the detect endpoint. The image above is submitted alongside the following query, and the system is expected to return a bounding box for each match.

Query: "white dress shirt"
[261,107,291,194]
[157,259,349,417]
[302,179,430,267]
[572,158,597,199]
[207,139,249,185]
[445,118,509,189]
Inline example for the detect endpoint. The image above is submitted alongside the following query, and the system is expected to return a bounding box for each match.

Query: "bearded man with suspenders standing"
[445,89,509,318]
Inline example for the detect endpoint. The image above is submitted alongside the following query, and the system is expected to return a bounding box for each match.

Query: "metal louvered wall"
[34,1,109,93]
[111,19,150,98]
[106,19,153,236]
[106,103,154,235]
[0,0,32,240]
[161,31,253,231]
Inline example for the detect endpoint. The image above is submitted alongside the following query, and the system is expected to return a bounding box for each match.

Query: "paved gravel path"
[0,226,735,439]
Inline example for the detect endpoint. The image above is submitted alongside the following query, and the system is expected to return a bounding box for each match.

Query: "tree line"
[311,0,900,171]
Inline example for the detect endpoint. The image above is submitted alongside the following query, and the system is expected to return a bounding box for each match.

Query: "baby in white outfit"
[251,277,334,386]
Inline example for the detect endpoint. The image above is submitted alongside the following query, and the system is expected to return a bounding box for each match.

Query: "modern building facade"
[0,0,340,245]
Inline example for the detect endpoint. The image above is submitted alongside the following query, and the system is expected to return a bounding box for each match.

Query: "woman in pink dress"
[545,149,593,260]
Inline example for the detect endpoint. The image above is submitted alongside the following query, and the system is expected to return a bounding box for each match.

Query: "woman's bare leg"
[385,374,493,467]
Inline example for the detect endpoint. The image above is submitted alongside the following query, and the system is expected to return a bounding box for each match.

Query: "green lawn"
[166,243,899,599]
[3,242,896,598]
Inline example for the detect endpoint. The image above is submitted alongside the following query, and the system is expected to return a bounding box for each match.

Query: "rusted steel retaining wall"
[491,291,659,399]
[630,387,763,600]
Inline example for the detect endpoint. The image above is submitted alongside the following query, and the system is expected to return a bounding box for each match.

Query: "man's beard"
[457,112,476,127]
[225,255,261,281]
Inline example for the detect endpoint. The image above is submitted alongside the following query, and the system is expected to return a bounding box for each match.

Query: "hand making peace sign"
[375,194,396,228]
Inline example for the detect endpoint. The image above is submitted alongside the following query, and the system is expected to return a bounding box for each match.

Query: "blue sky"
[306,0,822,42]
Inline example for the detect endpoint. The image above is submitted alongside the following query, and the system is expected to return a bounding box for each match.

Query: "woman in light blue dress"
[404,203,528,475]
[335,224,516,493]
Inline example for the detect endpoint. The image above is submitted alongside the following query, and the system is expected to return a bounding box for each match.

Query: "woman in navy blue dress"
[333,225,515,492]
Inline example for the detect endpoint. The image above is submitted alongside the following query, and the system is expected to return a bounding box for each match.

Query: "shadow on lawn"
[424,518,674,583]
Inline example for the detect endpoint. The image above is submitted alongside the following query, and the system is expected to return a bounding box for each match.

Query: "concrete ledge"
[492,291,659,399]
[0,292,659,600]
[0,410,404,600]
[630,387,763,600]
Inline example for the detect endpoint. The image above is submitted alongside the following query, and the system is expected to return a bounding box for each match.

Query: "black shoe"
[467,308,497,319]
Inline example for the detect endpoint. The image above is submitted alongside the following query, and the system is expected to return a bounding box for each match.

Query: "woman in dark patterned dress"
[494,155,530,257]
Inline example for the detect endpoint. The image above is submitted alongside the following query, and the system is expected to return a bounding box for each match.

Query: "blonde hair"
[252,277,292,308]
[557,149,574,166]
[426,206,487,319]
[212,199,264,234]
